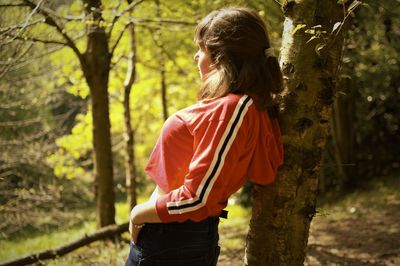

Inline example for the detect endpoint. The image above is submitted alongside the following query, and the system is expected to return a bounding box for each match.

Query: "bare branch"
[4,33,67,45]
[113,0,124,11]
[119,0,146,18]
[110,21,131,56]
[0,128,52,146]
[144,26,189,75]
[273,0,282,8]
[123,21,136,89]
[108,0,125,38]
[38,5,84,21]
[0,3,30,8]
[0,19,43,36]
[22,0,84,62]
[140,60,163,72]
[5,0,45,43]
[134,22,189,32]
[108,0,145,40]
[0,223,129,266]
[0,42,33,79]
[0,109,75,127]
[0,116,41,127]
[134,17,197,26]
[1,33,83,77]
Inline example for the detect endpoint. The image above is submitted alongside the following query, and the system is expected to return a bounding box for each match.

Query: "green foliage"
[322,0,400,190]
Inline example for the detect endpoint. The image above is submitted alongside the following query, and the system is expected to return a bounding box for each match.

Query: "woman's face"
[194,43,212,81]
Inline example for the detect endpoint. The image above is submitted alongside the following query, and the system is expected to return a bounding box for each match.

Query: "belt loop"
[208,216,219,235]
[219,210,228,219]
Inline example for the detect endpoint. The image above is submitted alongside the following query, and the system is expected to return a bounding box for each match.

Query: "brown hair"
[195,7,283,111]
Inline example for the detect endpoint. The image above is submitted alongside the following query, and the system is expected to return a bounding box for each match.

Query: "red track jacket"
[145,93,284,222]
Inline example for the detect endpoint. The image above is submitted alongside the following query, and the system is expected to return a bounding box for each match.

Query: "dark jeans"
[125,217,220,266]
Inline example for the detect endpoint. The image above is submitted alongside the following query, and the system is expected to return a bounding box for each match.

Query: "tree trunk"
[161,64,168,121]
[245,1,345,265]
[124,16,137,210]
[332,76,355,188]
[155,0,168,121]
[82,0,115,228]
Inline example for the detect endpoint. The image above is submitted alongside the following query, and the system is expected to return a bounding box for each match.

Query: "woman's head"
[194,7,283,110]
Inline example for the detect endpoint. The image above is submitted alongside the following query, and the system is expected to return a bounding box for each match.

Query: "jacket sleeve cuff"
[155,194,218,223]
[155,194,176,223]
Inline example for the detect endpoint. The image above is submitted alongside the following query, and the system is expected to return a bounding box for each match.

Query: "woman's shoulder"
[199,93,254,121]
[200,93,252,108]
[175,93,255,125]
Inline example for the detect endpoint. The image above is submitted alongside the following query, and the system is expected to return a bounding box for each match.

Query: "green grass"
[0,218,96,263]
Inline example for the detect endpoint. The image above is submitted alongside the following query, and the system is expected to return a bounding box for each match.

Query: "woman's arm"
[131,186,165,224]
[149,185,166,202]
[130,200,162,224]
[129,186,164,243]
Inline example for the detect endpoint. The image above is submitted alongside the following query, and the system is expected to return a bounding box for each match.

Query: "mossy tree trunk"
[245,1,346,265]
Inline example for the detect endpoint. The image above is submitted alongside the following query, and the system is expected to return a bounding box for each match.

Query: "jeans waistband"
[144,216,219,233]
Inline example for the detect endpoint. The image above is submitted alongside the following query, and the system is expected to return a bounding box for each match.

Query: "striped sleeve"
[155,95,253,222]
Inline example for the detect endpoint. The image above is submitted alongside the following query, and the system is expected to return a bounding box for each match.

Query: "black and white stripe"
[166,95,253,214]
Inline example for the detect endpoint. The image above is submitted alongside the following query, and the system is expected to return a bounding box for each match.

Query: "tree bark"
[245,1,345,265]
[124,7,137,210]
[0,223,128,266]
[82,0,115,228]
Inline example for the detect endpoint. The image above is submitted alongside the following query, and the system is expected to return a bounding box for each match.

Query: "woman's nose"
[193,51,199,61]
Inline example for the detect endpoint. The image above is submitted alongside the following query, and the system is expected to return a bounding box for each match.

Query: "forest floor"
[0,174,399,265]
[218,175,400,266]
[305,175,400,266]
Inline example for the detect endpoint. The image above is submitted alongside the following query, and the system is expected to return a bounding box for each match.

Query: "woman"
[126,6,284,266]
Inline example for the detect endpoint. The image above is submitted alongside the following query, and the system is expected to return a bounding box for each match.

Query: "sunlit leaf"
[348,0,361,12]
[315,43,325,55]
[306,35,318,44]
[292,24,307,35]
[332,22,342,33]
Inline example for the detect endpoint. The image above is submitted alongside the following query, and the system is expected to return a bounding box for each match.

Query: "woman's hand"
[129,205,144,243]
[129,218,144,244]
[129,199,162,243]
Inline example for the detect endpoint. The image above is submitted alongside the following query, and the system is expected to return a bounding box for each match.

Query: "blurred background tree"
[321,0,400,192]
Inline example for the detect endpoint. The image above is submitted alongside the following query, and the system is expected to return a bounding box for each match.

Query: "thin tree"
[124,0,138,210]
[155,0,169,121]
[244,0,354,264]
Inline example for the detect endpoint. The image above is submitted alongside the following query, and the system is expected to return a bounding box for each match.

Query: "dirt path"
[305,179,400,266]
[219,177,400,265]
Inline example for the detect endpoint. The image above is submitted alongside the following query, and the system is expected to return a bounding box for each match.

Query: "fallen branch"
[0,222,129,266]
